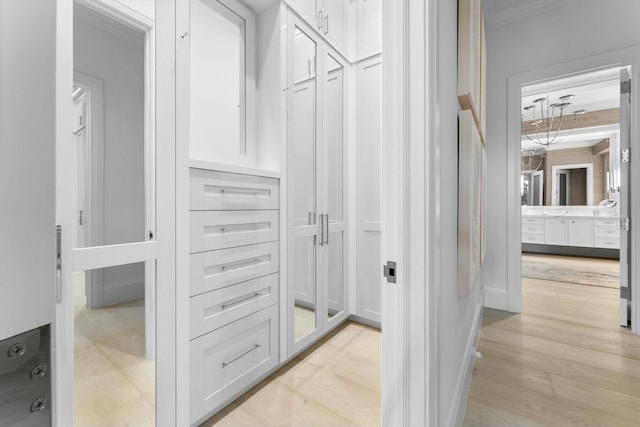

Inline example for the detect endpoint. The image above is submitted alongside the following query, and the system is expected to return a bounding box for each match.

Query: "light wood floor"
[202,321,382,427]
[464,256,640,427]
[73,272,155,427]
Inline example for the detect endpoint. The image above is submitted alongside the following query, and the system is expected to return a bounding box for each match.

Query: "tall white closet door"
[356,55,382,323]
[0,0,56,342]
[323,51,347,327]
[287,19,322,353]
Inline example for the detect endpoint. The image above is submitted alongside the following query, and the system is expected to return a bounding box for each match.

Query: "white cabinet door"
[321,0,346,53]
[544,218,569,246]
[0,0,56,342]
[568,218,594,247]
[287,0,320,30]
[356,54,382,323]
[356,0,382,59]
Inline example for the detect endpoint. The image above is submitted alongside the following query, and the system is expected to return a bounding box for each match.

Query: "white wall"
[74,11,146,304]
[484,0,640,309]
[435,0,485,425]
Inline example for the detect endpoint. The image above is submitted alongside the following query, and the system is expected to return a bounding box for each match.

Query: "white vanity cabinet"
[568,218,594,248]
[188,167,280,426]
[287,12,349,356]
[523,214,619,249]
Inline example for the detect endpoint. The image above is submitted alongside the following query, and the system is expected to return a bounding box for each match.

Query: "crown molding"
[484,0,579,31]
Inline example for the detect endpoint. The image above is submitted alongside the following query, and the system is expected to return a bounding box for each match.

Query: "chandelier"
[521,147,545,173]
[521,94,586,146]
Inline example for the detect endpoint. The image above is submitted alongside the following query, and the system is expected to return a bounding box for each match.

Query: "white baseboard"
[446,303,482,427]
[103,280,144,306]
[484,287,508,310]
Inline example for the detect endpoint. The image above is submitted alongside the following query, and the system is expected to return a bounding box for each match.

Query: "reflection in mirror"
[191,0,246,155]
[294,237,316,340]
[74,6,147,248]
[291,26,317,227]
[326,54,344,223]
[73,263,155,427]
[327,233,344,320]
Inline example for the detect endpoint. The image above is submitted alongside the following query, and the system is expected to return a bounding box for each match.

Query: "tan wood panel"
[522,108,620,135]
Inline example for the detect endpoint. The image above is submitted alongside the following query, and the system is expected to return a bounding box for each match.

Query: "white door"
[532,170,544,206]
[0,0,56,345]
[54,3,158,426]
[620,68,631,327]
[557,170,570,205]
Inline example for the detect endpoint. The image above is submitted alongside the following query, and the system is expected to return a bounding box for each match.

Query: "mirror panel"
[73,263,155,427]
[327,231,344,320]
[190,0,246,156]
[291,26,317,226]
[326,54,344,223]
[294,236,317,341]
[74,8,148,248]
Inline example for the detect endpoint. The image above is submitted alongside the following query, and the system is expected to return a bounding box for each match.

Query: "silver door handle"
[324,15,329,35]
[319,214,324,246]
[222,292,261,310]
[318,10,323,30]
[222,344,261,368]
[324,214,329,245]
[56,225,62,303]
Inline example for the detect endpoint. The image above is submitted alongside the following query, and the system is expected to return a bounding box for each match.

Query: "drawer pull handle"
[221,258,261,271]
[222,293,261,310]
[222,344,262,368]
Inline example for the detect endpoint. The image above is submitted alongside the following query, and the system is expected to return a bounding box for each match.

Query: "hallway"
[464,259,640,426]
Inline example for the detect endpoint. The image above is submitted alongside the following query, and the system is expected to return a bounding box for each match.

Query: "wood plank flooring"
[464,256,640,427]
[202,321,381,427]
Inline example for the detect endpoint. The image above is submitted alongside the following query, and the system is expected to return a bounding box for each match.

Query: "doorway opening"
[519,66,629,328]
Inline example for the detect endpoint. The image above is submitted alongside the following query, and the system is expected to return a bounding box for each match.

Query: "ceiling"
[521,67,623,152]
[483,0,579,30]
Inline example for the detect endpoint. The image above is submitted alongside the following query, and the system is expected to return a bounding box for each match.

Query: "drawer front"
[522,233,544,244]
[190,210,279,253]
[190,169,279,211]
[522,217,544,225]
[594,218,619,228]
[190,241,279,296]
[594,226,620,238]
[190,304,279,424]
[190,273,279,339]
[521,223,544,234]
[594,237,620,249]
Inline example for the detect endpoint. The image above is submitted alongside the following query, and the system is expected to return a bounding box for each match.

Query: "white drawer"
[190,210,279,253]
[190,169,279,211]
[594,237,620,249]
[190,241,279,296]
[522,217,544,225]
[190,304,279,425]
[594,226,620,238]
[190,273,279,339]
[522,233,544,244]
[594,218,619,227]
[521,223,544,234]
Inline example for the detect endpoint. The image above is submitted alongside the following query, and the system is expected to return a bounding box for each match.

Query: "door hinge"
[621,285,631,300]
[621,79,631,95]
[383,261,397,284]
[621,148,630,164]
[621,217,631,232]
[56,225,62,304]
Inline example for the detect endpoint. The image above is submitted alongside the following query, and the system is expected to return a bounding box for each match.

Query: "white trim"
[484,0,579,31]
[507,47,640,334]
[484,287,508,309]
[445,304,482,427]
[551,163,594,206]
[73,241,157,271]
[188,158,280,178]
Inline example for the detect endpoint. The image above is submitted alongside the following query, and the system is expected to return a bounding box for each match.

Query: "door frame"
[506,46,640,335]
[53,1,166,426]
[382,0,438,425]
[551,163,593,206]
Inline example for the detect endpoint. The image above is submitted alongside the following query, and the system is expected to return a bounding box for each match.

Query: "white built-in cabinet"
[287,12,349,356]
[524,215,619,249]
[355,54,382,322]
[286,0,346,55]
